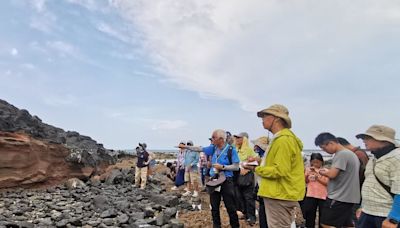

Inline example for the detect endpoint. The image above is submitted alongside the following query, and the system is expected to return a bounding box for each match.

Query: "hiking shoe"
[247,218,256,226]
[192,191,199,197]
[171,186,178,190]
[182,191,192,197]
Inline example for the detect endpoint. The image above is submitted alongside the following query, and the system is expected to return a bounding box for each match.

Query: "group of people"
[171,104,399,228]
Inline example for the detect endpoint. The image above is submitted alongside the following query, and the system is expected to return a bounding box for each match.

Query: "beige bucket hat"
[257,104,292,128]
[356,125,399,146]
[251,136,269,151]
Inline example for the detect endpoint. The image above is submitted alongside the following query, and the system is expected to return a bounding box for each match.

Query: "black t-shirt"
[137,151,149,168]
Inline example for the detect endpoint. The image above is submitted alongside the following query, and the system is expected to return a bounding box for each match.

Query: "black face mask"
[372,144,397,159]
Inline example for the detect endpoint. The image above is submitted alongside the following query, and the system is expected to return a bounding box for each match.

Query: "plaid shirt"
[361,148,400,217]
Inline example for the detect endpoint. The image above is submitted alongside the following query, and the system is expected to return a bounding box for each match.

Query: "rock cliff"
[0,99,118,188]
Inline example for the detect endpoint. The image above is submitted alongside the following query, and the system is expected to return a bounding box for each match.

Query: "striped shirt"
[361,148,400,217]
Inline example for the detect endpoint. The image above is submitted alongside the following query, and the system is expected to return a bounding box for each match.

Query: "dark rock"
[100,209,117,218]
[117,213,129,224]
[56,219,69,227]
[156,212,165,226]
[105,169,124,185]
[149,195,179,207]
[92,195,109,211]
[102,218,114,226]
[144,206,155,217]
[128,212,145,223]
[163,207,177,220]
[169,219,184,228]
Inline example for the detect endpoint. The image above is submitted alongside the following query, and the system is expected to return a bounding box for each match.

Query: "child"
[166,162,177,182]
[302,153,328,228]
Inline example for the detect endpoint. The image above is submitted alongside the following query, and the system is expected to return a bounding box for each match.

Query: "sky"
[1,0,399,150]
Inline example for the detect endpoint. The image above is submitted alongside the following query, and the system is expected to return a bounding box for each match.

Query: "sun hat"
[206,172,226,193]
[138,142,147,149]
[233,132,249,138]
[356,125,399,146]
[251,136,269,151]
[257,104,292,128]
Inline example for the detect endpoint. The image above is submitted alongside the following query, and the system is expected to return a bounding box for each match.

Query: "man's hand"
[318,168,328,176]
[242,164,256,171]
[355,209,362,220]
[213,163,224,171]
[240,168,250,175]
[382,219,398,228]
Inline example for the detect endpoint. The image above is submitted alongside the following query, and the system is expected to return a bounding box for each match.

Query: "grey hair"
[213,129,227,141]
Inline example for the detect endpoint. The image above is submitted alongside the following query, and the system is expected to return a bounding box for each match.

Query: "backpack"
[226,146,240,181]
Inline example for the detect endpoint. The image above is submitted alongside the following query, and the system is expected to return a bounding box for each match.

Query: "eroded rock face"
[0,132,95,188]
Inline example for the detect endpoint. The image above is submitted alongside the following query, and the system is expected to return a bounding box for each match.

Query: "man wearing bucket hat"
[252,104,305,227]
[355,125,400,228]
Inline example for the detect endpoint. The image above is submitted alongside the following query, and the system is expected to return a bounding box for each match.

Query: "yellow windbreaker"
[236,137,258,162]
[255,128,305,201]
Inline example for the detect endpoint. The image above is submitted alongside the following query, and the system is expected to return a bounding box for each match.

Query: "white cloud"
[110,0,400,112]
[65,0,110,13]
[30,0,47,13]
[96,22,131,43]
[10,48,18,56]
[28,0,57,33]
[46,41,79,57]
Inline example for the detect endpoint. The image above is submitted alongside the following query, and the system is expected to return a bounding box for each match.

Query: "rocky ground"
[0,159,259,228]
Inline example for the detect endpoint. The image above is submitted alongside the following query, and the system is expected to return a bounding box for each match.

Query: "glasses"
[211,136,223,140]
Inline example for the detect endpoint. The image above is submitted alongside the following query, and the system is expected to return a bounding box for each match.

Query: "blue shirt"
[203,144,240,177]
[184,149,199,168]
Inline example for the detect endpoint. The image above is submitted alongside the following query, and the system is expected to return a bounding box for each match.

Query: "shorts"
[320,198,354,227]
[184,168,199,183]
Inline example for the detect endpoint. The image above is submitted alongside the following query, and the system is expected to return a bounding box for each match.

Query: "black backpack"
[226,146,240,181]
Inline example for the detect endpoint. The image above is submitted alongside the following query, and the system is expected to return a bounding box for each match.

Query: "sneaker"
[247,218,256,226]
[192,191,198,197]
[171,186,178,190]
[183,187,189,192]
[182,191,192,197]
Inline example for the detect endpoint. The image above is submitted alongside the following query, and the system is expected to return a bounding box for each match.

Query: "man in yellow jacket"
[253,104,305,227]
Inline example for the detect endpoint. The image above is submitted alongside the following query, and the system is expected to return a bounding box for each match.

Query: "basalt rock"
[0,99,121,188]
[0,181,182,227]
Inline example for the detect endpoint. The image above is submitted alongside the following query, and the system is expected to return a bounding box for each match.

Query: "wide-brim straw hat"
[257,104,292,128]
[251,136,269,151]
[356,124,399,146]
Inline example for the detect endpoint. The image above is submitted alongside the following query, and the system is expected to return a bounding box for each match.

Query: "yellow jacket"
[236,137,258,162]
[255,128,305,201]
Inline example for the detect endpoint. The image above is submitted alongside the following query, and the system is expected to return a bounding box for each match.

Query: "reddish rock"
[0,132,95,188]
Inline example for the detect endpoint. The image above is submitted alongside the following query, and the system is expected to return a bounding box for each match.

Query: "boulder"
[65,178,86,190]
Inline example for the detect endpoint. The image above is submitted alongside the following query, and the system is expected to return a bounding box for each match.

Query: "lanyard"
[215,144,229,163]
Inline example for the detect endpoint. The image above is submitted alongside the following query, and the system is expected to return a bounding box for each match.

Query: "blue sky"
[1,0,399,150]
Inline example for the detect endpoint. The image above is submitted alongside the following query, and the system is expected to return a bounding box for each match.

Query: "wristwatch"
[222,165,225,170]
[389,218,399,224]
